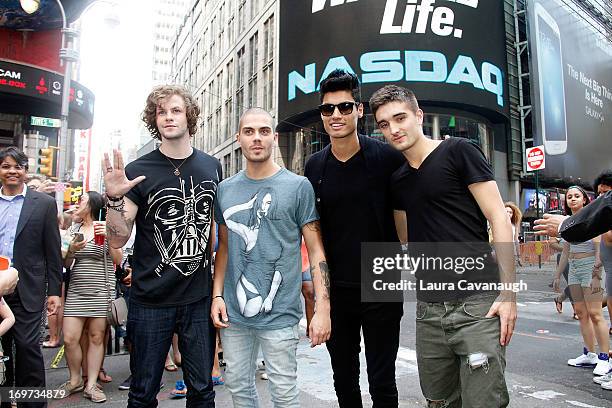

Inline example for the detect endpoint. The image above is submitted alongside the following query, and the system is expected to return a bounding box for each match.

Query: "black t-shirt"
[391,138,496,301]
[125,148,221,306]
[318,152,379,287]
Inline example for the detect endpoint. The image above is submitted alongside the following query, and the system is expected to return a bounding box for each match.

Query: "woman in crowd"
[504,201,523,266]
[58,191,122,403]
[553,186,610,377]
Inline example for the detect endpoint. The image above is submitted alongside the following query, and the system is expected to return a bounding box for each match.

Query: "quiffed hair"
[319,69,361,103]
[141,85,200,140]
[369,85,420,118]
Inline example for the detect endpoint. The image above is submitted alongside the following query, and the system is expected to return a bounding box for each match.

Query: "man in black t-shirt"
[102,85,221,408]
[304,70,404,407]
[370,85,516,407]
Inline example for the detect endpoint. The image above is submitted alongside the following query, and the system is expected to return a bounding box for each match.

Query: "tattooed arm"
[102,150,144,249]
[106,197,138,249]
[302,220,331,347]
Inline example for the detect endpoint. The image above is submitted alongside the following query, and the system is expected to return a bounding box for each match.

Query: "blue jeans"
[127,297,216,408]
[220,323,300,408]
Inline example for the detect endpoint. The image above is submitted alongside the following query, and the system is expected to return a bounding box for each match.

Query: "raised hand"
[102,149,146,198]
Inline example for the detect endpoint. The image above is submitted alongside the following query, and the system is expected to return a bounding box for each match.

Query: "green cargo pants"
[415,291,509,408]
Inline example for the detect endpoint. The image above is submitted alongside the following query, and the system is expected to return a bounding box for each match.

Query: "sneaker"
[602,380,612,390]
[83,385,107,403]
[118,375,131,390]
[56,379,84,398]
[568,347,598,367]
[170,380,187,399]
[594,353,612,376]
[594,372,612,385]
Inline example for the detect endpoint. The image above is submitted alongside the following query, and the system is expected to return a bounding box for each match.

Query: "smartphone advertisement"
[528,0,612,182]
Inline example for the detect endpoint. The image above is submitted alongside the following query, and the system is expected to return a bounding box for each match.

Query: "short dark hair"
[238,107,275,132]
[593,169,612,191]
[85,191,107,221]
[319,69,361,103]
[369,85,420,118]
[0,146,29,170]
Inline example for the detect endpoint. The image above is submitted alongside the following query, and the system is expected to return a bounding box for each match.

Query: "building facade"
[171,0,611,218]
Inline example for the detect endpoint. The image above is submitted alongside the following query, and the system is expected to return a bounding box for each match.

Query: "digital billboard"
[528,0,612,182]
[279,0,510,125]
[0,60,95,129]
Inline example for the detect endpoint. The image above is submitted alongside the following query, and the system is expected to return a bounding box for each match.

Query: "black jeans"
[127,297,216,408]
[326,287,403,408]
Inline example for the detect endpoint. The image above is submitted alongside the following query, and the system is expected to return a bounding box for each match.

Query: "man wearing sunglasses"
[304,69,405,407]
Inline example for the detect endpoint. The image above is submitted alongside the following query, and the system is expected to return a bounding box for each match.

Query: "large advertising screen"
[0,60,95,129]
[279,0,510,125]
[528,0,612,182]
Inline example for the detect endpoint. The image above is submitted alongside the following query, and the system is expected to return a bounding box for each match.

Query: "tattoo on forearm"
[305,221,321,232]
[319,261,330,299]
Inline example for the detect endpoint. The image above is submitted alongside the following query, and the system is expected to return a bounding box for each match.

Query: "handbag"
[103,240,128,326]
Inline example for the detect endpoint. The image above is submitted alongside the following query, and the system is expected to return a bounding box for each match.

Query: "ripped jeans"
[415,292,509,408]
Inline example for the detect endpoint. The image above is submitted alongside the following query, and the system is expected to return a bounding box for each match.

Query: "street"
[43,263,612,407]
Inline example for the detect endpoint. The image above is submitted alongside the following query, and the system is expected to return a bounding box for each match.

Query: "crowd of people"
[0,69,610,408]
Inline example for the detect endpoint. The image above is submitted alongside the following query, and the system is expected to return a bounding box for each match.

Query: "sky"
[76,0,154,188]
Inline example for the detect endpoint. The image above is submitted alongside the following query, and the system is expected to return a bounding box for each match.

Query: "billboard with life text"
[279,0,510,127]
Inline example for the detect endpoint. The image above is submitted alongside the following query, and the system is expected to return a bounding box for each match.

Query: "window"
[223,153,231,177]
[263,62,273,111]
[264,14,274,62]
[248,32,258,78]
[234,147,243,173]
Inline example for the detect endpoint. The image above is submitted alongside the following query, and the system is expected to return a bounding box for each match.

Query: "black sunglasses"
[318,101,359,116]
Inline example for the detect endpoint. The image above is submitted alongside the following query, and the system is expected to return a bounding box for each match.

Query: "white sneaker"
[602,380,612,390]
[594,372,612,385]
[567,348,598,367]
[593,354,612,376]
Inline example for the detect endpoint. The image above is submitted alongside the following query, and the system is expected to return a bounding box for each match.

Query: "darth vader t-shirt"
[125,148,222,306]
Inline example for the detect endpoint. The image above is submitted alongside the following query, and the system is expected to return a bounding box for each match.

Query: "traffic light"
[38,148,54,176]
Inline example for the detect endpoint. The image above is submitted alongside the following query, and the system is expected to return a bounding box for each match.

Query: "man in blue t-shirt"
[211,108,331,407]
[370,85,517,407]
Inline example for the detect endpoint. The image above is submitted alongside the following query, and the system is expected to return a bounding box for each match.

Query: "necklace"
[162,153,190,176]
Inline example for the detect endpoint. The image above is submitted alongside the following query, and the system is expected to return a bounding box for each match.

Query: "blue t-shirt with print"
[214,168,318,329]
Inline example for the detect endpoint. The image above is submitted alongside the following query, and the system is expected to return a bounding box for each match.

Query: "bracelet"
[107,200,125,212]
[106,194,124,202]
[213,295,224,300]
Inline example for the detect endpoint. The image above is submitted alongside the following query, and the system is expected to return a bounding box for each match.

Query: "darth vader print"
[145,177,217,277]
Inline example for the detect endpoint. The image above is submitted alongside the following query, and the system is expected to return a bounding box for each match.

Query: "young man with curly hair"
[102,85,221,407]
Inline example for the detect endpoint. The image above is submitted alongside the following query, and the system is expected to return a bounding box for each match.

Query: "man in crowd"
[304,70,405,407]
[369,84,516,407]
[210,108,331,407]
[102,85,221,408]
[0,147,62,408]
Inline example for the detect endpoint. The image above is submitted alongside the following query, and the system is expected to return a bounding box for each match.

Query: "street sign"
[31,116,61,128]
[526,145,546,171]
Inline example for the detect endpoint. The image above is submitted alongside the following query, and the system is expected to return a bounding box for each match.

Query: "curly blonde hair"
[141,85,200,140]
